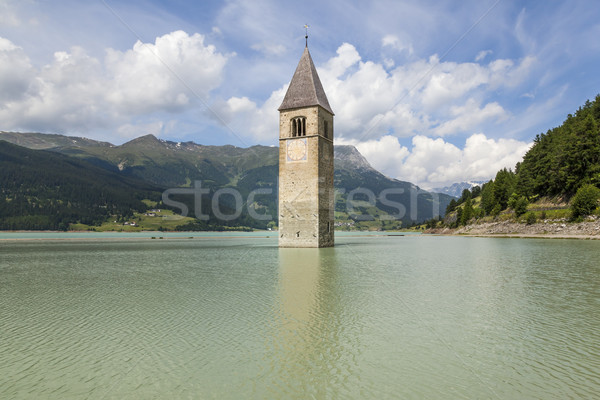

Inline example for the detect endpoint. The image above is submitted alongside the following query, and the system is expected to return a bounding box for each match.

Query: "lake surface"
[1,233,599,399]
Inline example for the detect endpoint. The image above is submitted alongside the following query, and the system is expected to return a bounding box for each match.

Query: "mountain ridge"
[1,131,453,230]
[0,131,423,188]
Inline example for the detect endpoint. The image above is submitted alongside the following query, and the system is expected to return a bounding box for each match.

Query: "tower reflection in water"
[269,247,359,398]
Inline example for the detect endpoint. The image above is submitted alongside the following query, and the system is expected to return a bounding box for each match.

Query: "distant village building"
[278,40,335,248]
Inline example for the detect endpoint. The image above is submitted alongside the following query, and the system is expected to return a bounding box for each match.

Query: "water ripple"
[1,237,599,398]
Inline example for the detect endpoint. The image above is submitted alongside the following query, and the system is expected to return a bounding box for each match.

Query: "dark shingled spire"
[278,47,334,115]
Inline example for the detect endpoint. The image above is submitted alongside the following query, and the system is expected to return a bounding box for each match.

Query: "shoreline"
[0,230,276,241]
[430,232,600,240]
[425,219,600,240]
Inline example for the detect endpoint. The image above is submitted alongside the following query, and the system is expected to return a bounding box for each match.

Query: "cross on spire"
[304,24,309,47]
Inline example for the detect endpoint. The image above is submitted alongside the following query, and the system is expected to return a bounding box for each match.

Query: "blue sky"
[1,0,599,188]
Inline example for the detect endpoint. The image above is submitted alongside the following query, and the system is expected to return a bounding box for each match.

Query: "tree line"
[0,141,159,230]
[433,94,600,228]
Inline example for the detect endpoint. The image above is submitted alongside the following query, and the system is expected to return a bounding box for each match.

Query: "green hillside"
[0,141,160,230]
[516,95,600,197]
[436,94,600,228]
[62,134,279,188]
[0,132,454,230]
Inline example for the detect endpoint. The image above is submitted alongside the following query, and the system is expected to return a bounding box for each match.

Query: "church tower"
[278,43,335,248]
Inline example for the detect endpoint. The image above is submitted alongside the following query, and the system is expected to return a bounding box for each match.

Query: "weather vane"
[304,24,309,47]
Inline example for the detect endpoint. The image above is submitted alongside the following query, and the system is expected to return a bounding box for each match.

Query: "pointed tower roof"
[278,46,334,115]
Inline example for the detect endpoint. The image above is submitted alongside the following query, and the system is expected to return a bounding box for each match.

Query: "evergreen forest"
[438,94,600,227]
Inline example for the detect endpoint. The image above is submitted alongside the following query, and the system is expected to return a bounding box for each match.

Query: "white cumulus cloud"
[434,98,507,136]
[211,85,287,143]
[341,133,531,189]
[105,31,227,113]
[382,34,413,55]
[475,50,492,62]
[296,43,534,141]
[0,31,228,138]
[0,38,35,103]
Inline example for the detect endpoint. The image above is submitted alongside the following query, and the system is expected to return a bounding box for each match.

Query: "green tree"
[562,114,600,193]
[480,180,496,215]
[526,212,537,225]
[425,217,439,229]
[459,188,471,203]
[571,184,600,218]
[461,197,473,226]
[508,193,529,217]
[515,161,535,199]
[515,95,600,198]
[454,207,463,228]
[493,169,516,210]
[446,199,457,214]
[491,204,502,217]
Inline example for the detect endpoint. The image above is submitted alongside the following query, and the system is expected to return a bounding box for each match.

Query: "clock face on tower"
[286,138,307,162]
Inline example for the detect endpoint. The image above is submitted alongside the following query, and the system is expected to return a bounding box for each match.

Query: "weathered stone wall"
[317,138,334,247]
[279,105,334,247]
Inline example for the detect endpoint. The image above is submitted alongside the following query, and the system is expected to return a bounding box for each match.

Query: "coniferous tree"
[515,95,600,198]
[459,188,471,203]
[461,196,473,225]
[493,169,516,210]
[454,207,463,228]
[480,180,496,215]
[446,199,457,214]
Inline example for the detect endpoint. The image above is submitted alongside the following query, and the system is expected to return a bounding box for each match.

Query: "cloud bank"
[340,134,531,189]
[0,31,228,138]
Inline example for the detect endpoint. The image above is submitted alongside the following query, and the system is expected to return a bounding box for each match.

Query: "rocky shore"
[426,217,600,239]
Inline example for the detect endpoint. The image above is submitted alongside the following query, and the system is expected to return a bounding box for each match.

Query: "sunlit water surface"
[1,233,599,399]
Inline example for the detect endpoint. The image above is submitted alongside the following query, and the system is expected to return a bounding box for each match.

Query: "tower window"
[291,117,306,137]
[324,120,329,138]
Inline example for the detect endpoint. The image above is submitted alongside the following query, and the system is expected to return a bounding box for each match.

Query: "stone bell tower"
[278,42,334,248]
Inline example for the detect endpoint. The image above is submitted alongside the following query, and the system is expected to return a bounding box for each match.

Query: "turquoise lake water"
[1,233,599,399]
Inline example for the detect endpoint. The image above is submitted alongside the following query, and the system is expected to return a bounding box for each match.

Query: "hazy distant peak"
[431,180,487,197]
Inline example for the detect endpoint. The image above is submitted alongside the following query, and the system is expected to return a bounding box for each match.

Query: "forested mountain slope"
[440,95,600,228]
[0,141,159,230]
[516,95,600,197]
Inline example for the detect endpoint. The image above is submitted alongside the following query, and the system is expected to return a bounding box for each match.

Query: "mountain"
[334,145,375,171]
[0,140,160,230]
[0,131,112,149]
[0,131,454,230]
[431,181,487,198]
